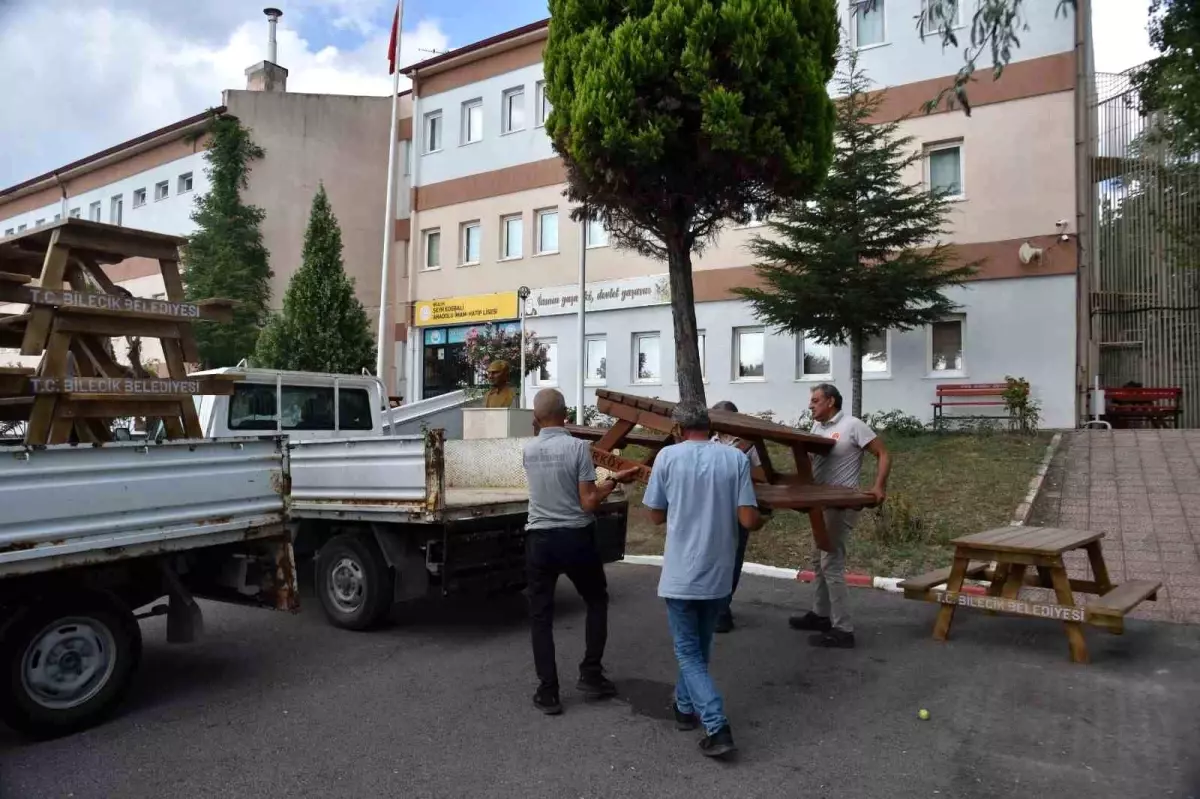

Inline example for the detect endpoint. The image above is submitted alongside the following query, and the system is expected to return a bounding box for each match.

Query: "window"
[17,224,26,232]
[3,229,12,237]
[423,229,441,270]
[633,333,661,383]
[734,327,765,380]
[697,331,707,380]
[462,99,483,144]
[53,214,61,222]
[927,143,964,198]
[535,81,551,126]
[34,219,45,228]
[740,206,767,228]
[88,202,101,222]
[68,208,80,218]
[501,214,523,259]
[460,221,481,265]
[425,110,443,152]
[586,214,609,248]
[536,209,559,254]
[536,338,559,386]
[585,336,607,385]
[132,188,147,208]
[227,384,339,431]
[110,195,123,226]
[921,0,960,34]
[930,317,965,374]
[338,388,374,431]
[155,181,169,201]
[502,87,525,133]
[178,172,193,193]
[853,0,886,47]
[863,331,889,374]
[797,335,833,379]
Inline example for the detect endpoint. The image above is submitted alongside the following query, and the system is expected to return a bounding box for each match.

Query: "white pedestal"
[462,407,536,440]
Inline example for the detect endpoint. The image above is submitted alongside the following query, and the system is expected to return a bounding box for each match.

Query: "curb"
[1009,431,1063,526]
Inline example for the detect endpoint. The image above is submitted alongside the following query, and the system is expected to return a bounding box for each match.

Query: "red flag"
[387,3,400,74]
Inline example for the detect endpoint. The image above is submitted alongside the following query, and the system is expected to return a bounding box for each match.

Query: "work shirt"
[809,411,877,488]
[523,426,596,531]
[643,441,758,600]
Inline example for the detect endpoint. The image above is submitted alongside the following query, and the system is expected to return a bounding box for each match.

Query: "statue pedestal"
[462,407,536,440]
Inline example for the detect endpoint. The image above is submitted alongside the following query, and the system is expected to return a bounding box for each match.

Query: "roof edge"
[402,18,549,77]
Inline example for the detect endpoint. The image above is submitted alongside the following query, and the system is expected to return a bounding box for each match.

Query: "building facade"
[401,2,1087,428]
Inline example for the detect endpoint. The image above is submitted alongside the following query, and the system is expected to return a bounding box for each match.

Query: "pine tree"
[182,113,272,367]
[254,184,376,374]
[736,47,978,419]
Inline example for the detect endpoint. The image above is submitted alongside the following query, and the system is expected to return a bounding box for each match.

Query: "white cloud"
[0,1,448,188]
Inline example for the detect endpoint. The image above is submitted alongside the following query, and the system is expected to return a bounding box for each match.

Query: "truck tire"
[315,533,395,631]
[0,591,142,739]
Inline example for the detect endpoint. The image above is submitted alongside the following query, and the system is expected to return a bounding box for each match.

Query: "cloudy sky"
[0,0,1161,189]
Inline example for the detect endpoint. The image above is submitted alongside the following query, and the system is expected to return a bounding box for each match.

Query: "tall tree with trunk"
[543,0,839,406]
[182,112,272,367]
[735,48,977,418]
[255,184,376,373]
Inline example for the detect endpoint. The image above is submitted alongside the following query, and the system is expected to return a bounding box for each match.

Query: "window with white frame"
[862,331,889,374]
[17,224,26,232]
[585,213,609,248]
[852,0,886,47]
[423,229,441,269]
[68,208,80,218]
[930,316,965,374]
[155,181,169,201]
[110,195,123,226]
[53,214,61,222]
[502,87,525,133]
[633,333,661,383]
[501,214,523,259]
[425,110,443,152]
[926,142,964,198]
[3,229,12,237]
[536,208,559,254]
[462,99,483,144]
[734,327,765,380]
[536,338,559,386]
[178,172,193,193]
[535,80,551,126]
[88,202,101,222]
[132,188,147,208]
[460,222,481,265]
[35,219,45,228]
[920,0,960,35]
[585,336,607,385]
[797,335,832,379]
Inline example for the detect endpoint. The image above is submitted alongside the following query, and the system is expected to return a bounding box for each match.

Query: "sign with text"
[414,292,519,327]
[21,288,202,319]
[30,377,202,395]
[933,590,1086,623]
[524,275,671,318]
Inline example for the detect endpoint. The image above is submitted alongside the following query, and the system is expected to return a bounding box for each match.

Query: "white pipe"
[375,0,405,392]
[576,212,587,425]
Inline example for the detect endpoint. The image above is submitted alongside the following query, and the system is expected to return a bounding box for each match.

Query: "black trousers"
[525,525,609,691]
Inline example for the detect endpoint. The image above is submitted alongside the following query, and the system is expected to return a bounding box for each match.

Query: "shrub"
[866,492,929,548]
[864,409,926,436]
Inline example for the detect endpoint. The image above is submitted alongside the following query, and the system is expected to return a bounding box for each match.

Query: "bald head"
[533,388,568,426]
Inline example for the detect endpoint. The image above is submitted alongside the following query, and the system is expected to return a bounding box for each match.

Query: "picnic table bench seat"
[899,562,991,598]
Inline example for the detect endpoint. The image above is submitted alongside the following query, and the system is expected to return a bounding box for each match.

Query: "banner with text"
[414,292,519,327]
[524,275,671,318]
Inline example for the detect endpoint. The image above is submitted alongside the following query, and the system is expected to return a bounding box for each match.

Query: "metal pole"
[375,0,404,391]
[576,211,587,425]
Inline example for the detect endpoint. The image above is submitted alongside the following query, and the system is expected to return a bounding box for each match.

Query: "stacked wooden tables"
[0,219,239,444]
[573,389,876,551]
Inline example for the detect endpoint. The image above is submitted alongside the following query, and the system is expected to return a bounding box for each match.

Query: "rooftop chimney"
[246,7,289,92]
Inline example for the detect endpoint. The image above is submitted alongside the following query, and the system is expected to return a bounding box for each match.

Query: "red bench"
[1102,386,1182,429]
[932,382,1025,427]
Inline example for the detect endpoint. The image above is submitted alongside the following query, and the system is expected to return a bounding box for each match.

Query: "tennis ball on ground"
[918,709,930,720]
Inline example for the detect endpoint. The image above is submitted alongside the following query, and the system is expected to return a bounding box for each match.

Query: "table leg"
[987,563,1011,597]
[933,555,970,642]
[1048,560,1089,664]
[1085,541,1114,594]
[1001,564,1028,599]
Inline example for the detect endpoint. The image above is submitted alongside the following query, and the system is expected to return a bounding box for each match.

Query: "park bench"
[931,382,1025,428]
[1101,386,1182,429]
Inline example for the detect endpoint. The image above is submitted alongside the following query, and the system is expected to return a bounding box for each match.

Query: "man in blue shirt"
[643,402,764,758]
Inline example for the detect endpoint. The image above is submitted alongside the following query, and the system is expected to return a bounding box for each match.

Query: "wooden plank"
[1084,541,1114,594]
[0,283,233,323]
[590,447,652,483]
[53,313,184,340]
[899,562,990,593]
[53,220,184,263]
[57,399,185,419]
[593,418,635,452]
[162,338,202,437]
[566,424,667,448]
[933,556,970,641]
[1000,563,1028,599]
[0,312,29,329]
[0,271,31,284]
[158,259,200,365]
[1086,580,1161,618]
[929,590,1088,623]
[752,438,777,483]
[19,231,70,355]
[952,526,1104,555]
[25,376,235,396]
[754,483,875,511]
[955,547,1062,568]
[1046,563,1090,664]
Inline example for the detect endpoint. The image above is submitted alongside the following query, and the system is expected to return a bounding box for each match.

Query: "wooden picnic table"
[900,526,1162,663]
[574,389,876,552]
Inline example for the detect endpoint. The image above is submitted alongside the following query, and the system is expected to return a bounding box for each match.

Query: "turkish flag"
[387,3,400,75]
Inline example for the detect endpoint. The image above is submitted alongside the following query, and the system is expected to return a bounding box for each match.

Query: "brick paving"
[1026,429,1200,624]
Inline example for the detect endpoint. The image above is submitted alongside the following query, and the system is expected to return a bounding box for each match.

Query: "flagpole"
[376,0,404,392]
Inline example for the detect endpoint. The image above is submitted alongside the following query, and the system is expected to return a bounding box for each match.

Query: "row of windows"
[421,208,609,270]
[851,0,963,50]
[2,172,192,237]
[423,81,552,154]
[529,318,966,387]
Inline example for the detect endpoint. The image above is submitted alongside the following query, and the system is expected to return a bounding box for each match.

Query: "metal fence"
[1087,69,1200,426]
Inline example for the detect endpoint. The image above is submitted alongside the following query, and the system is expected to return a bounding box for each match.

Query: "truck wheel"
[0,592,142,739]
[315,533,395,631]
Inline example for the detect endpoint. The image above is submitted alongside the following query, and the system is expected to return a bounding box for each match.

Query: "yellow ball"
[918,709,930,720]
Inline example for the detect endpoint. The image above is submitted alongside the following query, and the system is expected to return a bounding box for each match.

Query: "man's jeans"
[665,598,727,735]
[525,525,608,691]
[721,525,750,618]
[811,509,858,632]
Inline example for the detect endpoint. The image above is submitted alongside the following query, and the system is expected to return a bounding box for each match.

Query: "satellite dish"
[1018,241,1043,265]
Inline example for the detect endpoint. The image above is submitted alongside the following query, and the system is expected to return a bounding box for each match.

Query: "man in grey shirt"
[523,388,637,715]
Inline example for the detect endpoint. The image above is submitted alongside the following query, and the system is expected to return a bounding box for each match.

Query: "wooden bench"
[1101,386,1182,429]
[932,382,1023,427]
[1086,579,1162,632]
[900,562,990,599]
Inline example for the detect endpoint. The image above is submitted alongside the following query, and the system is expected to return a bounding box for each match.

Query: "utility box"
[462,407,536,440]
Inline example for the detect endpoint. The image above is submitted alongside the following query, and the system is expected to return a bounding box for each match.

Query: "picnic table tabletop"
[950,526,1105,556]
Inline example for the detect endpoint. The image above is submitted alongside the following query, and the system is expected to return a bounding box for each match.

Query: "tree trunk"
[849,327,864,420]
[666,238,706,408]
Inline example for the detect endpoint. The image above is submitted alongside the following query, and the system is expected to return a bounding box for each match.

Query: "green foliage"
[1131,0,1200,158]
[866,491,932,548]
[543,0,839,405]
[254,184,375,374]
[737,49,977,418]
[182,112,272,368]
[1002,375,1040,434]
[863,409,927,436]
[460,324,549,379]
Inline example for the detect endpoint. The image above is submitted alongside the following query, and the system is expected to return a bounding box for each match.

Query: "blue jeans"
[721,525,750,618]
[665,598,727,735]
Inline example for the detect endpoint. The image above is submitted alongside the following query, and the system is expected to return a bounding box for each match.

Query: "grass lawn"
[621,431,1054,578]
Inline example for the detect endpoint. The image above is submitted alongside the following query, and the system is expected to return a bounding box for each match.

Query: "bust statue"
[482,359,516,409]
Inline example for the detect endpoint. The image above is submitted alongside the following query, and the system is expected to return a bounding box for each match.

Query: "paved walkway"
[1027,430,1200,624]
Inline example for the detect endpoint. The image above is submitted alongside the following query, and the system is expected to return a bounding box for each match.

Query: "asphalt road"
[2,564,1198,799]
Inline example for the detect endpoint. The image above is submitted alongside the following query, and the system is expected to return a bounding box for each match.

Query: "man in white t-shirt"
[788,383,890,649]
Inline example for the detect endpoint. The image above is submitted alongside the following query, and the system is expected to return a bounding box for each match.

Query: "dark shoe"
[809,628,856,649]
[715,610,734,634]
[699,724,736,758]
[673,704,698,731]
[788,611,832,632]
[576,672,617,701]
[533,688,562,715]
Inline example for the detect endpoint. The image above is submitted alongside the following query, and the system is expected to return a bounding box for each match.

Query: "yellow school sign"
[413,291,519,327]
